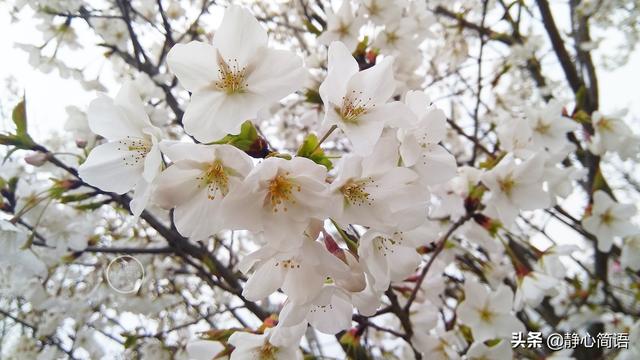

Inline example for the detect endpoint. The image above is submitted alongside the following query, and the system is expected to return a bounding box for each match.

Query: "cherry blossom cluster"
[67,3,635,358]
[75,5,459,353]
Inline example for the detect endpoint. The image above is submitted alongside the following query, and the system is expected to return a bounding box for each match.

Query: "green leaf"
[575,86,588,111]
[1,99,35,152]
[59,192,95,204]
[303,20,321,36]
[0,134,34,150]
[12,98,27,136]
[296,133,333,170]
[2,146,21,164]
[573,110,591,124]
[592,167,613,196]
[211,121,269,158]
[304,88,322,105]
[478,151,505,170]
[74,202,105,211]
[339,331,371,360]
[123,335,138,349]
[202,328,242,342]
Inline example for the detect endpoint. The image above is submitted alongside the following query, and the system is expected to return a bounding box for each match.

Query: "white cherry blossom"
[329,133,428,231]
[275,285,353,335]
[167,5,306,142]
[524,101,578,152]
[457,280,525,342]
[582,190,637,252]
[373,18,417,56]
[319,41,411,155]
[621,234,640,271]
[465,339,513,360]
[590,111,640,160]
[239,238,350,304]
[358,229,422,292]
[317,1,364,50]
[222,157,328,249]
[413,328,461,360]
[481,154,550,226]
[359,0,402,25]
[399,90,457,185]
[185,340,224,360]
[78,82,162,218]
[153,142,253,240]
[0,221,47,279]
[228,329,300,360]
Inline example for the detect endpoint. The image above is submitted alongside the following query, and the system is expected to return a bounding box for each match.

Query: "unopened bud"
[55,179,82,190]
[262,314,278,329]
[25,152,48,167]
[247,137,269,158]
[472,213,501,236]
[340,328,360,346]
[515,262,532,278]
[323,230,347,263]
[365,50,377,64]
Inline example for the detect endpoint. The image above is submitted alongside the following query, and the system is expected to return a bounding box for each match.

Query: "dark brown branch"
[535,0,585,96]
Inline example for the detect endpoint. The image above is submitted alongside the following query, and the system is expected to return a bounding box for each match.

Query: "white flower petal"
[246,48,306,99]
[186,340,224,360]
[243,258,285,301]
[87,95,143,141]
[214,5,267,66]
[183,90,264,142]
[167,41,218,92]
[319,41,359,106]
[79,141,142,194]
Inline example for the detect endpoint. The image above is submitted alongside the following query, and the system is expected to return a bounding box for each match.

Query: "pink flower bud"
[25,152,47,167]
[323,230,347,264]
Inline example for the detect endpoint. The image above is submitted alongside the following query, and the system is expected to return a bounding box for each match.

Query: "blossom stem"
[312,124,338,153]
[403,213,473,312]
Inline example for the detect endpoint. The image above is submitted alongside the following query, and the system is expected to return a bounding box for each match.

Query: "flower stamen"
[266,173,300,212]
[341,178,375,206]
[197,160,229,200]
[117,136,151,167]
[215,51,247,94]
[337,90,374,124]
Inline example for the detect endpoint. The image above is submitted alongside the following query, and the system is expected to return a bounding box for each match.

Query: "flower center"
[266,173,300,212]
[534,118,551,135]
[117,136,151,167]
[258,342,279,360]
[367,1,381,16]
[373,232,403,256]
[600,210,614,225]
[215,52,247,94]
[341,178,374,206]
[478,306,494,322]
[596,117,613,132]
[197,160,229,200]
[274,259,301,269]
[310,303,335,314]
[337,22,351,36]
[386,31,399,45]
[337,91,373,124]
[498,176,515,197]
